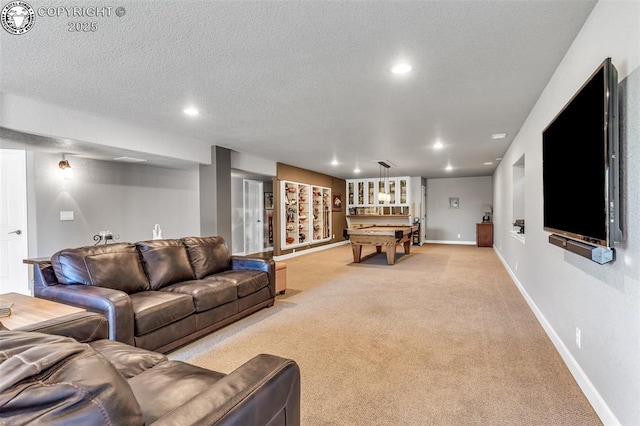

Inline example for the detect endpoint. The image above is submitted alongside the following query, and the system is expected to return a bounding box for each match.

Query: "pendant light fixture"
[378,161,391,202]
[378,162,386,202]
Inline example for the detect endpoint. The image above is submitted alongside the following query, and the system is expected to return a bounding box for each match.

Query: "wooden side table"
[476,223,493,247]
[275,262,287,295]
[0,292,85,330]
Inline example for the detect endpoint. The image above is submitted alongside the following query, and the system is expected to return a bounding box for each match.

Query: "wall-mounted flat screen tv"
[542,57,621,248]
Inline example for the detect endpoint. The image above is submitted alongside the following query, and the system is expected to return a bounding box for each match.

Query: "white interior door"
[243,179,264,255]
[0,149,29,295]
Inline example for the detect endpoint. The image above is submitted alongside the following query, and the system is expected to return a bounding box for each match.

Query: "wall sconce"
[59,155,74,180]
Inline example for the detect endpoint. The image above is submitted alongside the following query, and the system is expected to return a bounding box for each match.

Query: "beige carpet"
[170,243,602,425]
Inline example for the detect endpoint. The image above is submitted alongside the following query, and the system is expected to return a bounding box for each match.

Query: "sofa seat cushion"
[50,243,150,293]
[129,291,195,336]
[136,239,196,290]
[90,339,168,379]
[182,236,230,279]
[128,360,225,425]
[207,270,269,298]
[0,331,143,425]
[161,279,237,312]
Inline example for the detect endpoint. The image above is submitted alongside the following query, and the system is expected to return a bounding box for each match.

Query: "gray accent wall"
[492,2,639,424]
[425,176,493,243]
[199,146,232,246]
[31,152,200,256]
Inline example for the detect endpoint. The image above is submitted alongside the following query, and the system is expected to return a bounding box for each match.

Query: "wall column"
[199,146,232,245]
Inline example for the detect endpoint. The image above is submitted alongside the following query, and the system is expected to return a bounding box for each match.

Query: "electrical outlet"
[576,327,581,348]
[515,262,518,271]
[332,234,335,239]
[60,211,74,221]
[457,233,461,239]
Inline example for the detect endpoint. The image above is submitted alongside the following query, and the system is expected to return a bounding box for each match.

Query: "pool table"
[344,225,419,265]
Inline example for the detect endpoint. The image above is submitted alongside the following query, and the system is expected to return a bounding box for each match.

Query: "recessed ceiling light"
[445,164,453,171]
[354,168,361,174]
[496,157,503,161]
[484,162,494,166]
[183,107,200,116]
[391,63,412,74]
[491,133,507,139]
[331,159,338,166]
[433,141,444,150]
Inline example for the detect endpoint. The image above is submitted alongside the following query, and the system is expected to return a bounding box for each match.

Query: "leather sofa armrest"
[15,312,109,343]
[231,257,276,298]
[34,285,135,346]
[153,354,300,426]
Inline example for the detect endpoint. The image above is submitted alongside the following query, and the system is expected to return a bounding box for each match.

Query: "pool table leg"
[386,244,396,265]
[352,244,362,263]
[403,239,411,254]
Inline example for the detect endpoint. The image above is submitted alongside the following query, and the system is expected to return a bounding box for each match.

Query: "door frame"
[243,179,264,255]
[421,184,427,243]
[0,149,29,294]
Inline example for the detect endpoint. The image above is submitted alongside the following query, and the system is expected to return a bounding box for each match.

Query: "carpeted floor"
[170,243,602,425]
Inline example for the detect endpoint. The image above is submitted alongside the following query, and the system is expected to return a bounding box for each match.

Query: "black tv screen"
[542,58,620,248]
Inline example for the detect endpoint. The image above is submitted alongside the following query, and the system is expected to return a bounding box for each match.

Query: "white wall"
[229,151,277,254]
[426,176,493,243]
[0,93,211,165]
[230,151,277,176]
[31,153,200,256]
[492,1,640,424]
[230,174,245,254]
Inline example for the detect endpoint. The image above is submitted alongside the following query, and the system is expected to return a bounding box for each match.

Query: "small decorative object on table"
[481,204,493,223]
[152,224,163,240]
[0,302,13,318]
[93,231,120,245]
[513,219,525,234]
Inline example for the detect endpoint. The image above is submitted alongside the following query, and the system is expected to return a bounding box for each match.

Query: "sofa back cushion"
[0,330,144,425]
[51,243,150,294]
[136,239,196,290]
[181,236,231,279]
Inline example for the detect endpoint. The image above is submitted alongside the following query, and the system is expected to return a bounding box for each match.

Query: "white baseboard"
[425,239,476,246]
[493,248,619,426]
[273,240,349,261]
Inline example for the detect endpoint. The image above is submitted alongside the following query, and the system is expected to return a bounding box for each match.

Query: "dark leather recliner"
[0,312,301,426]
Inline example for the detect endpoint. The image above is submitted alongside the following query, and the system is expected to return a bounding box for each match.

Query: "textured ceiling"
[0,0,597,178]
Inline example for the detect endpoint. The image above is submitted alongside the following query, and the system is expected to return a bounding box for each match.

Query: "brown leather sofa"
[34,236,275,353]
[0,312,301,425]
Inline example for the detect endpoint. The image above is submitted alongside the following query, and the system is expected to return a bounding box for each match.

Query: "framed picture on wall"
[332,193,342,212]
[449,197,459,209]
[264,192,274,210]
